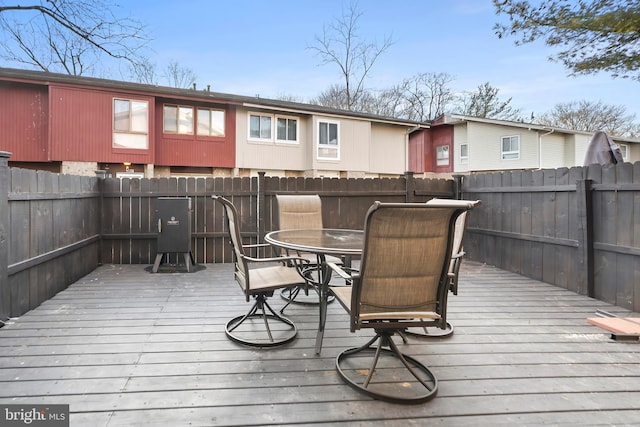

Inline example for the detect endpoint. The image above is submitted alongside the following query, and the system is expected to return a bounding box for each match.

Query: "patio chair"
[403,198,476,338]
[213,195,309,347]
[275,194,342,310]
[327,200,479,404]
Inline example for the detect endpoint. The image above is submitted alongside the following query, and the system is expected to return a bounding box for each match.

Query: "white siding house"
[440,115,639,173]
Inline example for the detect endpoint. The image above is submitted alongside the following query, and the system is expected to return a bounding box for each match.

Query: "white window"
[276,117,298,142]
[501,135,520,160]
[249,113,298,143]
[460,144,468,164]
[318,120,339,160]
[197,108,225,137]
[619,144,629,161]
[163,105,194,134]
[113,98,149,149]
[436,145,450,166]
[249,113,272,140]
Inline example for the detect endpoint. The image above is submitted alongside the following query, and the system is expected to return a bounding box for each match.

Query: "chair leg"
[226,294,297,347]
[336,330,438,404]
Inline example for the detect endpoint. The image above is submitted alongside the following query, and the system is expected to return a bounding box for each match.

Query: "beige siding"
[369,123,407,174]
[466,122,539,171]
[621,142,640,163]
[540,133,566,169]
[235,107,311,171]
[312,116,370,173]
[573,134,593,166]
[235,107,413,176]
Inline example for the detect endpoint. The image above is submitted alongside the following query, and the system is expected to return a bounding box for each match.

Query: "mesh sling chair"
[327,200,479,404]
[275,195,342,311]
[213,195,309,347]
[403,198,475,338]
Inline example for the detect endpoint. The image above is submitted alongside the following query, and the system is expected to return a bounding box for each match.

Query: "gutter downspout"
[538,128,554,168]
[406,125,423,174]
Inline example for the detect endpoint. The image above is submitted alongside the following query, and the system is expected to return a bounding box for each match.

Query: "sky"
[106,0,638,119]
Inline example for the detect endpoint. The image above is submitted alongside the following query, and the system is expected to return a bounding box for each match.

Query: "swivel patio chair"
[327,200,479,404]
[403,198,476,338]
[213,195,309,347]
[275,194,341,310]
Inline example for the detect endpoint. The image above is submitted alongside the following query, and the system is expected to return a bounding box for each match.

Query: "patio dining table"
[264,228,364,354]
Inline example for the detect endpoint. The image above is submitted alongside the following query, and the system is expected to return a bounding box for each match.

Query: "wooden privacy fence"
[1,163,454,318]
[461,163,640,312]
[1,152,101,319]
[100,172,456,265]
[3,155,640,319]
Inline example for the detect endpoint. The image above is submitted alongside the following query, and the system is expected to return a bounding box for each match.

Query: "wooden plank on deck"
[0,262,638,426]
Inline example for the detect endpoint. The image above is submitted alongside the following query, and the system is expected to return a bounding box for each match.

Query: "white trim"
[317,119,340,161]
[248,111,299,144]
[459,143,468,164]
[501,135,520,160]
[274,114,299,144]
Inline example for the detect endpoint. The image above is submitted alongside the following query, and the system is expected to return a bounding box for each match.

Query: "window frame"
[163,104,194,135]
[501,135,520,160]
[619,143,629,161]
[459,143,468,164]
[197,107,226,137]
[436,145,450,166]
[248,113,273,142]
[275,115,299,144]
[112,98,149,150]
[317,120,340,160]
[248,112,299,144]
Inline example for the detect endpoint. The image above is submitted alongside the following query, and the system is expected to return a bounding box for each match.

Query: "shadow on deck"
[0,261,639,426]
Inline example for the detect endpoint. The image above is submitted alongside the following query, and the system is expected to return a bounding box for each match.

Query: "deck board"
[0,261,639,426]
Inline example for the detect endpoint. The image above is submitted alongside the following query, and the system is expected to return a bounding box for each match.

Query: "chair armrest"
[326,261,360,281]
[244,254,310,265]
[244,243,270,249]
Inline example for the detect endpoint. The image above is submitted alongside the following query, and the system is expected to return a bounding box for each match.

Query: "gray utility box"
[152,197,194,272]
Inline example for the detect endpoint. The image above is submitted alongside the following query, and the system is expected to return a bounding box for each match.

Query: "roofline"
[440,113,640,143]
[0,67,429,128]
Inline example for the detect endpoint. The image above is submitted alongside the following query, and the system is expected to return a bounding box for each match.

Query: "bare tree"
[130,57,159,85]
[458,82,522,120]
[275,93,306,103]
[164,61,197,89]
[0,0,148,76]
[535,100,640,138]
[367,85,406,118]
[396,72,456,121]
[308,1,393,111]
[311,84,350,110]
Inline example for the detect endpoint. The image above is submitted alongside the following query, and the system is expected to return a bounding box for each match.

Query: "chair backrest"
[276,194,324,230]
[426,199,471,272]
[212,196,250,298]
[350,201,478,331]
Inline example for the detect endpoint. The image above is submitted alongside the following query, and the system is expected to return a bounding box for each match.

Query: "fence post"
[576,179,594,297]
[453,174,464,199]
[0,151,11,320]
[404,171,415,202]
[95,170,107,266]
[257,171,266,250]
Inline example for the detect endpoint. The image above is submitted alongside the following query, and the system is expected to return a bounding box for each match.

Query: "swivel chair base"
[403,322,454,339]
[336,330,438,404]
[226,294,297,347]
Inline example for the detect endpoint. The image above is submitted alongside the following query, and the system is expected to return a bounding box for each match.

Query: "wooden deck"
[0,261,639,426]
